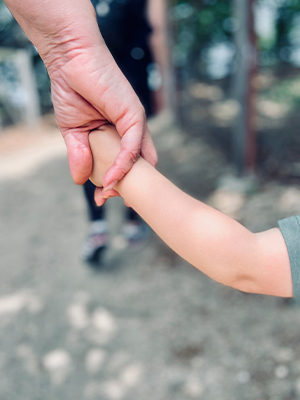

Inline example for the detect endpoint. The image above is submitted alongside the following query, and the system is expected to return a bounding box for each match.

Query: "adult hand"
[50,42,158,191]
[4,0,157,191]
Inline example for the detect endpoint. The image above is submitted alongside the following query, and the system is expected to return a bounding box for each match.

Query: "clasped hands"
[4,0,157,203]
[89,124,126,206]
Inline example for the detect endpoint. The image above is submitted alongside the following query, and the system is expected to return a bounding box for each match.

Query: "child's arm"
[89,125,293,298]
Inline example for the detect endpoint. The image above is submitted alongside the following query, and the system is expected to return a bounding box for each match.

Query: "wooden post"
[0,48,41,128]
[14,49,41,128]
[232,0,256,174]
[148,0,177,119]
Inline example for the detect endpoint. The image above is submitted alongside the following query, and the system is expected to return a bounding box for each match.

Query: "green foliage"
[170,0,300,80]
[274,1,300,52]
[170,0,232,47]
[169,0,232,80]
[263,77,300,108]
[0,0,29,47]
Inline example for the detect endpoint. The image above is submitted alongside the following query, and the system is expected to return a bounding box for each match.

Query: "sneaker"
[81,220,109,264]
[122,220,151,248]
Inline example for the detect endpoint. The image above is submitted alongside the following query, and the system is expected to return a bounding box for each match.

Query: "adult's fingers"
[63,130,92,185]
[140,129,158,167]
[102,130,141,189]
[102,120,157,189]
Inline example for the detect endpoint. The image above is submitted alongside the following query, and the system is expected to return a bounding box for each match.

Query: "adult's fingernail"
[103,180,117,192]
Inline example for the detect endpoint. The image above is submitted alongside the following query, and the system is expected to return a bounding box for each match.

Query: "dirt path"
[0,111,300,400]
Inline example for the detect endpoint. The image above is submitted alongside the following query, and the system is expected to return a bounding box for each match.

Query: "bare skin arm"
[89,125,293,298]
[4,0,157,189]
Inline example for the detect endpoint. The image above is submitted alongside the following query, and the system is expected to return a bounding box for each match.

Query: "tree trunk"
[232,0,256,174]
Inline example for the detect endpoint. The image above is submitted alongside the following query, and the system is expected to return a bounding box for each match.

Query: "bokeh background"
[1,0,300,399]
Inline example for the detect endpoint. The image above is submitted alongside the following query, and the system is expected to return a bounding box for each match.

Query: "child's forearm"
[89,127,292,298]
[115,158,292,297]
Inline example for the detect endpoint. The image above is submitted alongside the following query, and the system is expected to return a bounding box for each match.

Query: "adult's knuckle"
[128,148,140,163]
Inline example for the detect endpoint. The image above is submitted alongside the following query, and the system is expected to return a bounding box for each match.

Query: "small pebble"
[275,365,289,379]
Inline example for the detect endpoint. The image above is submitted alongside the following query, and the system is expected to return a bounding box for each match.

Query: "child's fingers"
[102,189,120,199]
[94,187,120,206]
[94,187,107,206]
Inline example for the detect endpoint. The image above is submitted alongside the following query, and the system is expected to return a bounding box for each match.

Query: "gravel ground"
[1,110,300,400]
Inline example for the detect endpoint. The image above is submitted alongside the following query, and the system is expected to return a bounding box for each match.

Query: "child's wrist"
[113,156,143,195]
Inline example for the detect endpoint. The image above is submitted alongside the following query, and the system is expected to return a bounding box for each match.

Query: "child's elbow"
[211,268,259,295]
[229,270,262,295]
[232,276,260,294]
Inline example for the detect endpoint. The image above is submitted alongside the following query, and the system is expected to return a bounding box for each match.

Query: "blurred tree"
[170,0,300,79]
[169,0,232,81]
[0,0,51,125]
[0,0,28,47]
[274,0,300,64]
[232,0,257,173]
[169,0,300,172]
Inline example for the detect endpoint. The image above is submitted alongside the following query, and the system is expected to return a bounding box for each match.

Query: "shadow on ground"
[0,101,300,400]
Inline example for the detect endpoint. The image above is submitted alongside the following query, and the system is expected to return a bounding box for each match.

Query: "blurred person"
[3,0,158,199]
[81,0,168,263]
[89,125,295,299]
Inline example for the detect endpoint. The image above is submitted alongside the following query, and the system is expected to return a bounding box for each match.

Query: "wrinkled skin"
[4,0,157,199]
[50,46,157,195]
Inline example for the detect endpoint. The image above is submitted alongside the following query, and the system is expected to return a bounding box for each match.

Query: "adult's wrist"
[4,0,101,73]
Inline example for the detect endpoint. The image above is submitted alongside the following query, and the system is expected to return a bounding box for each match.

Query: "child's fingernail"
[103,180,117,192]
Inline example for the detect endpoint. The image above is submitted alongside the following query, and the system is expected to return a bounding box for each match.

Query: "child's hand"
[89,124,122,187]
[89,124,123,205]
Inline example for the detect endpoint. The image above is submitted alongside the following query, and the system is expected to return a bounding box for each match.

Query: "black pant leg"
[83,180,105,221]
